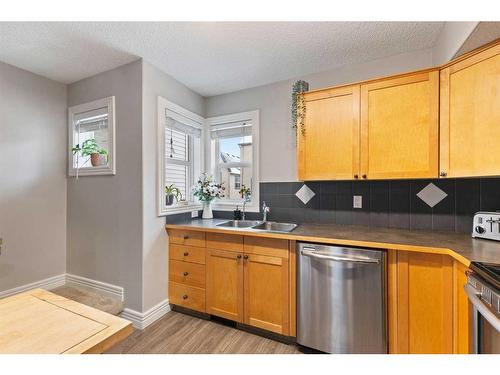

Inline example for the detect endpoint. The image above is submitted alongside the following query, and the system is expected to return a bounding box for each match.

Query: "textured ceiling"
[0,22,445,96]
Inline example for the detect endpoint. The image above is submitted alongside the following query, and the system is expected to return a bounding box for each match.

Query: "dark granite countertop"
[166,219,500,266]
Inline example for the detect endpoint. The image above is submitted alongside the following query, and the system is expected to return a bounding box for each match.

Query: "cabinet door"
[360,71,439,179]
[388,250,453,354]
[440,43,500,177]
[243,253,289,335]
[298,85,360,180]
[206,248,243,322]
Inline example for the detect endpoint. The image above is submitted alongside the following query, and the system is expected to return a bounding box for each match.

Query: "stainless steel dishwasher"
[297,242,387,353]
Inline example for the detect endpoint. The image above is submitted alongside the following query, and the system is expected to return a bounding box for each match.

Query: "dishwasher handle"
[464,284,500,332]
[300,249,380,264]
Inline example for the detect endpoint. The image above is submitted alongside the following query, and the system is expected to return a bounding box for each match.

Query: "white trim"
[120,299,171,330]
[157,96,205,217]
[65,273,124,301]
[68,96,116,177]
[0,274,66,299]
[206,110,260,213]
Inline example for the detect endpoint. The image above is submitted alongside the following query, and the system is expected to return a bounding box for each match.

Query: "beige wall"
[206,48,434,182]
[0,61,67,291]
[67,60,144,311]
[141,61,205,311]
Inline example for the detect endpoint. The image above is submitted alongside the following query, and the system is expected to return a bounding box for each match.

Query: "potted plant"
[165,184,181,206]
[72,139,108,167]
[192,174,225,219]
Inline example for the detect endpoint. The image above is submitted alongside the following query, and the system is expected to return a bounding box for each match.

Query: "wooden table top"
[0,289,133,354]
[166,219,500,266]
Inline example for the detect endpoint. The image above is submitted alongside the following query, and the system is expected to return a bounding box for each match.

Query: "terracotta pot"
[90,153,105,167]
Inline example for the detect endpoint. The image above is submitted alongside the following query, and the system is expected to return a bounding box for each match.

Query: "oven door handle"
[300,249,380,264]
[464,284,500,332]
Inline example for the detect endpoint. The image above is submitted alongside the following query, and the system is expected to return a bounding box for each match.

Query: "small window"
[158,97,203,216]
[68,96,115,176]
[207,111,260,212]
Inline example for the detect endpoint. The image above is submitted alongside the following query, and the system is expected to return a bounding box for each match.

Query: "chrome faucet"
[262,201,271,222]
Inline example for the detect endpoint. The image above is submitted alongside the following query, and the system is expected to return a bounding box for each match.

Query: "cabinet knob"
[362,174,367,179]
[183,252,189,256]
[243,255,249,260]
[183,235,189,240]
[182,295,188,300]
[237,254,242,259]
[183,272,189,277]
[354,174,359,179]
[440,171,447,177]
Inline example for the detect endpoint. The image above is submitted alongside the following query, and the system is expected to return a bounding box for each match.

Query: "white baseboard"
[121,299,171,330]
[65,273,124,301]
[0,274,66,299]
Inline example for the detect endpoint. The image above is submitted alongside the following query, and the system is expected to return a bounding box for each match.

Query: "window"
[207,110,260,212]
[68,96,116,176]
[157,97,203,216]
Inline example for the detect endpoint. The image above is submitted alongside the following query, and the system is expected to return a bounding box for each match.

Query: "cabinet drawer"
[244,236,289,258]
[169,282,205,312]
[207,233,243,252]
[170,244,206,265]
[168,229,206,247]
[169,259,205,288]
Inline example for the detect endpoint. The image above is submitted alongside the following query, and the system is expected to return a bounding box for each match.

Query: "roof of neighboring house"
[220,152,241,175]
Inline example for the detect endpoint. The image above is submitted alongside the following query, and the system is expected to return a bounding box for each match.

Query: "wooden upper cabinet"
[360,71,439,179]
[440,43,500,178]
[298,85,360,180]
[206,248,244,322]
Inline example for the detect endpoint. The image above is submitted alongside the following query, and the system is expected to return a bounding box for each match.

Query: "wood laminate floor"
[106,311,300,354]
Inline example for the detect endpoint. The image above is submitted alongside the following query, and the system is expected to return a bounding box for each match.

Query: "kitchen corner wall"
[67,60,144,311]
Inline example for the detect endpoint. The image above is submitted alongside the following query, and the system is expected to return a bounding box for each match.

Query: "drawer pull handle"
[183,235,189,240]
[183,272,189,276]
[183,252,189,256]
[182,295,188,300]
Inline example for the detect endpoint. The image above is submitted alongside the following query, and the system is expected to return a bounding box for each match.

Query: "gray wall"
[206,48,434,182]
[0,61,67,291]
[67,60,144,311]
[141,61,205,311]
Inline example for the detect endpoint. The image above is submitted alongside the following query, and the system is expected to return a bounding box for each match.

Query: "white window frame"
[206,110,260,213]
[68,96,116,176]
[157,96,204,216]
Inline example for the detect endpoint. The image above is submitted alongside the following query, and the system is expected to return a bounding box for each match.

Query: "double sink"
[216,220,297,233]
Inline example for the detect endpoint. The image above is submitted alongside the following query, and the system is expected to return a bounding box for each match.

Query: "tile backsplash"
[254,178,500,233]
[166,178,500,234]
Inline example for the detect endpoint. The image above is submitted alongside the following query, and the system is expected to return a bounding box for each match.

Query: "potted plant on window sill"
[165,184,181,206]
[193,174,225,219]
[72,139,108,167]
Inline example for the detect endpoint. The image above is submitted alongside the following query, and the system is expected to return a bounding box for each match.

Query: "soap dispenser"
[233,205,242,220]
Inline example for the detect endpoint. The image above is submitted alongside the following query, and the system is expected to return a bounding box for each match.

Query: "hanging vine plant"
[291,80,309,136]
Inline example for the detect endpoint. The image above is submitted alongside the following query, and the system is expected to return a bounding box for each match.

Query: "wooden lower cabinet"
[206,248,244,322]
[388,250,470,354]
[244,253,289,335]
[206,236,291,335]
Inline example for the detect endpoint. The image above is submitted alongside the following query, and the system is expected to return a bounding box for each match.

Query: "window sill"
[159,203,202,216]
[211,204,259,213]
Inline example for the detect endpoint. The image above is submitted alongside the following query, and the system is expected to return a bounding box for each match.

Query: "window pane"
[73,114,109,168]
[165,163,188,200]
[166,127,188,161]
[217,134,253,201]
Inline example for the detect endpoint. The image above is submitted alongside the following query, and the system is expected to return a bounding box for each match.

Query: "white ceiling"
[0,22,445,96]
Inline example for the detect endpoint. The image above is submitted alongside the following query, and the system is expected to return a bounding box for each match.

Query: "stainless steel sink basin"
[251,221,298,233]
[216,220,262,228]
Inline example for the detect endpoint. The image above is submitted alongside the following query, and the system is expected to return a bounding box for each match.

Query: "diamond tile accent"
[295,184,316,205]
[416,183,448,208]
